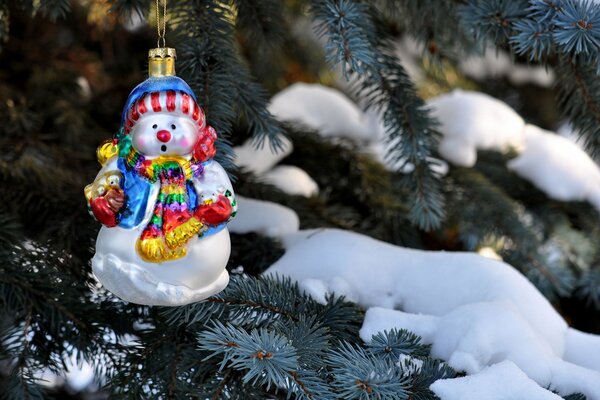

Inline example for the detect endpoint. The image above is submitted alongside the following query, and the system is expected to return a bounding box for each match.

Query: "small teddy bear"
[85,171,125,227]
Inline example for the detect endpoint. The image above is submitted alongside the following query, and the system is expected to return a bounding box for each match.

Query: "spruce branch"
[460,0,600,155]
[367,328,431,361]
[310,0,446,230]
[233,0,288,50]
[576,269,600,308]
[312,0,378,77]
[553,0,600,56]
[326,342,412,399]
[28,0,71,21]
[198,321,299,389]
[167,338,182,399]
[459,0,529,43]
[409,358,458,400]
[447,167,576,299]
[556,57,600,156]
[108,0,151,20]
[173,0,285,164]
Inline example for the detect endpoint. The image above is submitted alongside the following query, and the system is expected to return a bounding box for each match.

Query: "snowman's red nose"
[156,130,172,143]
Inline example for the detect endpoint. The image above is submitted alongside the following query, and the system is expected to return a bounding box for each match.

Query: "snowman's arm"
[192,161,237,225]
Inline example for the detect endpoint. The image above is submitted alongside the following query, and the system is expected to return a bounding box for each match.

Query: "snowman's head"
[124,90,213,159]
[131,112,199,157]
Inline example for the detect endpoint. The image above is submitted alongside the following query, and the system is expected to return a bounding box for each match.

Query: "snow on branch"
[264,228,600,399]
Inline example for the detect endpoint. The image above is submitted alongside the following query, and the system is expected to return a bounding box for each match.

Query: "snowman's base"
[92,252,229,306]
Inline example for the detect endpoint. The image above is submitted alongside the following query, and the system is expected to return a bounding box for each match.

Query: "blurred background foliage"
[0,0,599,398]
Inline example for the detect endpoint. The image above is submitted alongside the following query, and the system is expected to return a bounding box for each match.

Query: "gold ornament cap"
[148,47,176,77]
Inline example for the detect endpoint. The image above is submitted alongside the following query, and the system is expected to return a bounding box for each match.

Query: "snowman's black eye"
[171,124,176,130]
[152,124,158,129]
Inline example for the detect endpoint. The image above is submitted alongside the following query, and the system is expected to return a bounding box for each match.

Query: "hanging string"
[156,0,167,48]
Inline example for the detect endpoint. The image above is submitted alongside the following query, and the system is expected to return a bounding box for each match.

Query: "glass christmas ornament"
[85,48,237,306]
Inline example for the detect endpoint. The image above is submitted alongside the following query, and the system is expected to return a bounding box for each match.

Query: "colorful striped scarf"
[123,145,205,263]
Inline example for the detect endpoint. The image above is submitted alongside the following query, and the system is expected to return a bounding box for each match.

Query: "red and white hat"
[124,90,206,134]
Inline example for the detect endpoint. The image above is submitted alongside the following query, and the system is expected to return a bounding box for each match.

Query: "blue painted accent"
[117,157,153,229]
[187,181,198,212]
[202,223,226,238]
[120,76,198,126]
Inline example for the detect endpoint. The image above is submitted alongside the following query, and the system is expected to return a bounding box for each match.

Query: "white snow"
[430,361,562,400]
[227,195,299,237]
[564,329,600,371]
[260,165,319,197]
[459,46,555,88]
[234,135,319,197]
[35,356,95,391]
[427,90,526,167]
[268,83,379,141]
[508,124,600,211]
[265,84,600,217]
[264,228,600,400]
[266,82,454,175]
[361,305,600,399]
[234,136,293,175]
[557,121,586,148]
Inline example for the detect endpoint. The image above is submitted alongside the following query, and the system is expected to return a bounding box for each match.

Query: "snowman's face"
[131,113,200,157]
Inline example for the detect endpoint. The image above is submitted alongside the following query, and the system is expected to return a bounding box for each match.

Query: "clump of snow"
[35,354,95,391]
[264,228,600,399]
[430,361,562,400]
[508,124,600,211]
[459,46,555,88]
[234,137,319,197]
[268,83,378,141]
[233,130,319,197]
[565,329,600,371]
[422,92,600,211]
[361,305,600,399]
[264,82,600,214]
[234,136,293,175]
[228,196,299,237]
[261,165,319,197]
[557,121,586,148]
[266,83,600,218]
[265,229,569,350]
[427,90,526,167]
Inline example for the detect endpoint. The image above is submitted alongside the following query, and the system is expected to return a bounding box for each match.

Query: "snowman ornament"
[85,48,237,306]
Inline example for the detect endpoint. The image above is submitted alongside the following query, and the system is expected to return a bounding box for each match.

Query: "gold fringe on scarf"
[165,217,204,250]
[137,237,187,263]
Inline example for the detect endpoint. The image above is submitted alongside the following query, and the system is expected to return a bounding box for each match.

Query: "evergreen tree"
[0,0,599,398]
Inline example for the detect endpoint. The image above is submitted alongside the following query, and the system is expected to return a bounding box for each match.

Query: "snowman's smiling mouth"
[161,145,167,152]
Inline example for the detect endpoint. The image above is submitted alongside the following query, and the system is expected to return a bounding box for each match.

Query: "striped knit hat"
[124,90,206,134]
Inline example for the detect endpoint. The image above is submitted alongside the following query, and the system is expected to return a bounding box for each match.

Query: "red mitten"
[195,195,232,226]
[90,189,124,227]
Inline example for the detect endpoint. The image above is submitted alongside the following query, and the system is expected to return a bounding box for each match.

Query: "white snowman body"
[91,112,234,306]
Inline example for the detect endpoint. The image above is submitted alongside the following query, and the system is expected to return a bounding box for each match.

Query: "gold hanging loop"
[156,0,167,48]
[149,0,175,77]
